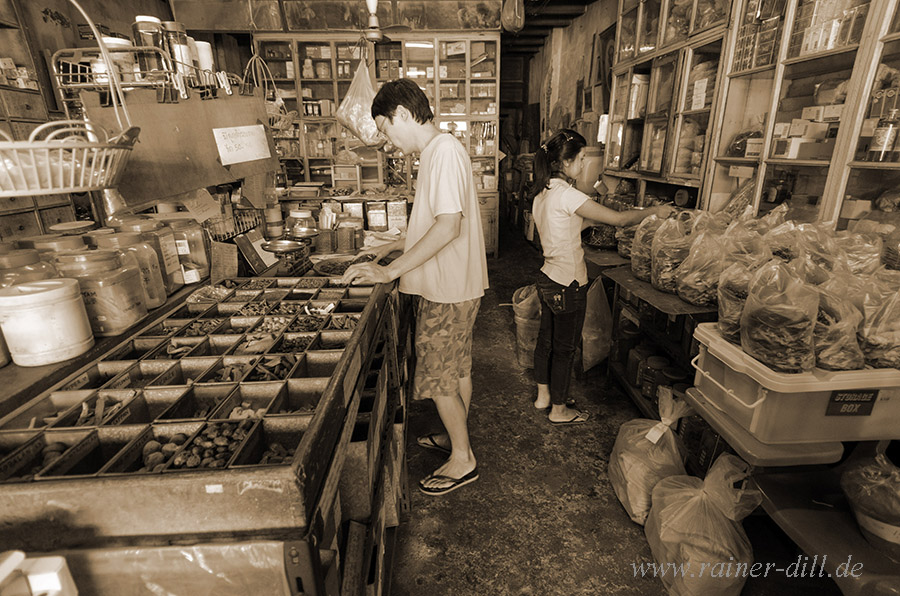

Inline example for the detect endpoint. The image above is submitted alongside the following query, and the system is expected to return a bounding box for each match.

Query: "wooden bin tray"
[39,426,144,480]
[0,428,92,482]
[104,337,168,361]
[51,389,138,428]
[209,382,286,420]
[243,354,303,383]
[231,417,308,467]
[102,422,204,475]
[59,361,135,391]
[148,357,222,387]
[0,390,94,432]
[156,383,238,421]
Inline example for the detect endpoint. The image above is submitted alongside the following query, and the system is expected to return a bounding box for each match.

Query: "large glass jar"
[55,250,147,336]
[286,209,317,239]
[115,217,184,294]
[32,235,87,260]
[96,232,167,309]
[162,21,194,87]
[16,234,62,250]
[0,249,59,288]
[165,219,209,284]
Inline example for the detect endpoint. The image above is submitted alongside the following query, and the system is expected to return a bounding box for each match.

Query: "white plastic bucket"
[0,278,94,367]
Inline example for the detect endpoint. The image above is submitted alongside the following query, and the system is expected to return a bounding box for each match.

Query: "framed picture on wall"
[593,24,616,113]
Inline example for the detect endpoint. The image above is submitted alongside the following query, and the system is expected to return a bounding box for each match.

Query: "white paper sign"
[212,125,271,166]
[691,78,708,111]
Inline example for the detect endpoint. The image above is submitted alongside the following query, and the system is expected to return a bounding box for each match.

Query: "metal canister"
[640,355,670,400]
[131,15,165,80]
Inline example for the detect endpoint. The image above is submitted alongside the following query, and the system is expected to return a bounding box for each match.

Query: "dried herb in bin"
[260,442,293,465]
[288,315,327,333]
[169,420,252,469]
[246,355,297,381]
[235,333,277,354]
[281,335,313,352]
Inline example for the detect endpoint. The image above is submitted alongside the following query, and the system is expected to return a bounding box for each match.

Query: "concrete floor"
[389,223,844,596]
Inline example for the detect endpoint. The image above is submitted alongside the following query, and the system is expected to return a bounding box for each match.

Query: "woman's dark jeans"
[533,273,587,406]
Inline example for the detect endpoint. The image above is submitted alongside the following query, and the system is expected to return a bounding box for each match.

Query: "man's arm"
[343,212,462,285]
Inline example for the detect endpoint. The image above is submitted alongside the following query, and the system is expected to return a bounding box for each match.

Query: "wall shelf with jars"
[605,0,726,207]
[254,32,500,256]
[704,0,898,229]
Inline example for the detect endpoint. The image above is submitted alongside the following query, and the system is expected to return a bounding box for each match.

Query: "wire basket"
[0,121,137,197]
[202,208,264,242]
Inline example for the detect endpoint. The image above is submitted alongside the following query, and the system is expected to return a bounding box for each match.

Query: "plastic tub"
[0,279,94,366]
[692,323,900,444]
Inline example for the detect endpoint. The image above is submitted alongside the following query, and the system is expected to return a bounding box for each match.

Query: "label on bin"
[825,390,878,416]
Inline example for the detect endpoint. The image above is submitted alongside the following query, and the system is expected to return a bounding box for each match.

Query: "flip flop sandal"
[418,467,480,496]
[549,410,590,425]
[534,398,577,412]
[416,433,451,456]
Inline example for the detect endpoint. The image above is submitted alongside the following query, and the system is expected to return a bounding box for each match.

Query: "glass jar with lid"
[0,249,59,288]
[165,219,209,284]
[286,209,317,239]
[96,232,167,309]
[32,235,87,260]
[55,250,147,336]
[115,217,184,294]
[16,234,62,250]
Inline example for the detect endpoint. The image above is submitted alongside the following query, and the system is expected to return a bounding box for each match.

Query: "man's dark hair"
[371,78,434,124]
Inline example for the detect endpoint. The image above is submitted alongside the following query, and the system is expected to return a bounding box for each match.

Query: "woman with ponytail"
[530,129,673,424]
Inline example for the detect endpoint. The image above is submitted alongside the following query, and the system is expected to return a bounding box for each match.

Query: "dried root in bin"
[260,442,293,465]
[228,401,267,419]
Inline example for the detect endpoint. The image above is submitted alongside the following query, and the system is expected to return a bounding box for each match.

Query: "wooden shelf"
[681,108,711,116]
[683,389,844,466]
[782,46,858,78]
[610,361,657,419]
[848,160,900,169]
[602,266,718,316]
[0,85,39,94]
[728,64,777,78]
[714,156,760,164]
[753,464,900,595]
[766,158,831,167]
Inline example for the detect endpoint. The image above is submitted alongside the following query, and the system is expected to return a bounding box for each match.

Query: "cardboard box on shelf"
[744,138,764,157]
[789,119,830,139]
[387,200,408,231]
[365,201,388,232]
[773,122,792,138]
[0,57,15,70]
[823,103,844,121]
[801,105,825,121]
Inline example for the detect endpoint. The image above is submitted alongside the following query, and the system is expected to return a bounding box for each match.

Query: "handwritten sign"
[179,188,221,223]
[212,125,271,166]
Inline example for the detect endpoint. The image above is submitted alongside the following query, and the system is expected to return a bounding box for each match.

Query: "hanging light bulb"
[365,0,382,41]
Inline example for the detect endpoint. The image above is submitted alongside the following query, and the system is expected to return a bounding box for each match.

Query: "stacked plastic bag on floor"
[608,391,691,525]
[840,454,900,563]
[645,454,762,596]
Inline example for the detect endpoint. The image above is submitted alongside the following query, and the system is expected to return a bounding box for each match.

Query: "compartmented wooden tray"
[0,275,392,551]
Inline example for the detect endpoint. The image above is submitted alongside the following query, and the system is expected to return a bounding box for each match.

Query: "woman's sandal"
[548,410,590,425]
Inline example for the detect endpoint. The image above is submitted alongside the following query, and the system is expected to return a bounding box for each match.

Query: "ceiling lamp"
[365,0,383,41]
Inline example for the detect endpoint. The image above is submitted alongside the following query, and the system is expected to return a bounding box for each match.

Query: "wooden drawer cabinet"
[0,120,10,138]
[38,205,76,230]
[0,212,39,240]
[33,195,70,208]
[0,89,48,121]
[0,196,33,213]
[8,119,41,140]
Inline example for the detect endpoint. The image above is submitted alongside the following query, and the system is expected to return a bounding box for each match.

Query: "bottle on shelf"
[868,109,900,162]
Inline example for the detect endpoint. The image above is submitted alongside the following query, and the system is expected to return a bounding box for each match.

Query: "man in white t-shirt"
[343,79,489,496]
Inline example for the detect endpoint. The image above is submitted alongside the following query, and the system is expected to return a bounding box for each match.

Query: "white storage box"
[692,323,900,444]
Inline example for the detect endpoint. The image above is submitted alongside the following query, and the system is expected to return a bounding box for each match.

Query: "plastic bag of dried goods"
[835,231,884,275]
[336,63,381,146]
[740,260,820,373]
[841,454,900,563]
[859,287,900,368]
[717,262,754,344]
[651,212,697,294]
[762,220,801,261]
[676,231,725,306]
[617,224,639,259]
[814,284,865,371]
[608,391,691,525]
[632,215,664,282]
[645,454,762,596]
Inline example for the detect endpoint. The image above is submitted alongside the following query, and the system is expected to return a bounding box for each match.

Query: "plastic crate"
[691,323,900,444]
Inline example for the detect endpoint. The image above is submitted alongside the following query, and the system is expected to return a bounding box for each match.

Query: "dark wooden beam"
[509,39,544,47]
[526,4,587,16]
[507,28,552,37]
[526,17,575,27]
